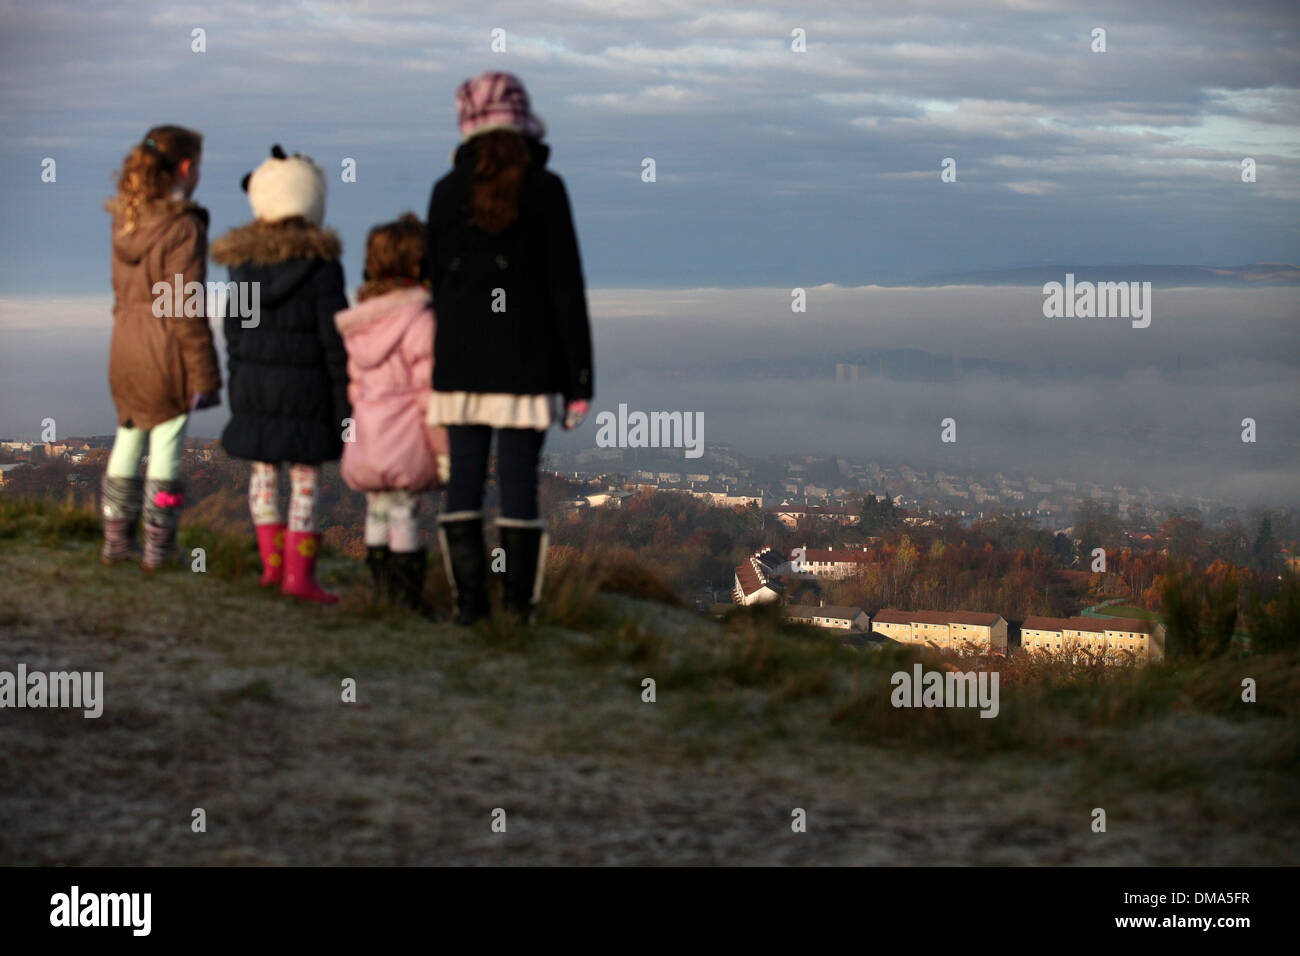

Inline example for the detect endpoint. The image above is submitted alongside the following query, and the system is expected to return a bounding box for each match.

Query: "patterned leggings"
[249,462,320,532]
[365,491,421,553]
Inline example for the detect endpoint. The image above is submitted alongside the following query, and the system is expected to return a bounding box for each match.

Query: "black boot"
[390,549,437,620]
[498,519,548,624]
[437,513,488,626]
[365,545,393,603]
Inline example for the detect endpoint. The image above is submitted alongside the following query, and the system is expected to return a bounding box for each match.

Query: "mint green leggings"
[106,412,189,480]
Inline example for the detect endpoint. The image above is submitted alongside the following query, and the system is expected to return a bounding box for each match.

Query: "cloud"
[0,0,1297,290]
[1004,180,1061,194]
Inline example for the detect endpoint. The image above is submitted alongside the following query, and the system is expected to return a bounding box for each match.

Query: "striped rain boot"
[100,474,143,565]
[141,478,185,572]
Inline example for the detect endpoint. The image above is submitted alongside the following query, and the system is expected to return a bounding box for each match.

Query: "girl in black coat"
[424,72,594,625]
[212,145,351,604]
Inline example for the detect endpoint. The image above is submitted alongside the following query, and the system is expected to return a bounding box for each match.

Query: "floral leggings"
[365,491,420,553]
[249,462,319,532]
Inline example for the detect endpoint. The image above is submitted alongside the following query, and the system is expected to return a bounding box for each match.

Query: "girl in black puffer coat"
[212,145,351,604]
[424,72,594,626]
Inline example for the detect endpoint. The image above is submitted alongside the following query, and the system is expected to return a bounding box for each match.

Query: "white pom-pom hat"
[241,144,327,225]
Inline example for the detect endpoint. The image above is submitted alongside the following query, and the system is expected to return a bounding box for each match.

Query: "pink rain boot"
[256,523,287,587]
[281,530,338,604]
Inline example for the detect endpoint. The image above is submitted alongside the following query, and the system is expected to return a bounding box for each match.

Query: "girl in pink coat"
[334,213,448,615]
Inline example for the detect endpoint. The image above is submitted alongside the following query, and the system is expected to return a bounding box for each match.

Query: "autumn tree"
[1246,572,1300,652]
[1161,563,1240,658]
[859,493,901,535]
[1252,514,1281,580]
[1160,569,1202,658]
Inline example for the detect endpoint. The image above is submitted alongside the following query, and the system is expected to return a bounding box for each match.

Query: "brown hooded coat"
[107,198,222,430]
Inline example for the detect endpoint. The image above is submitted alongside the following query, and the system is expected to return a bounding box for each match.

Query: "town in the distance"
[3,432,1294,664]
[543,438,1294,664]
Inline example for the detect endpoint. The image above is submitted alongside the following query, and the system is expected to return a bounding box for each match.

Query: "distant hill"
[908,263,1300,287]
[716,347,1031,383]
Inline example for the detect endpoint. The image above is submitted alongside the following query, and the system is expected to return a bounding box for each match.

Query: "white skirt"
[426,391,558,431]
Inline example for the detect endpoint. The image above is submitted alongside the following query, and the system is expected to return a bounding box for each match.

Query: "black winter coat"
[210,220,351,465]
[423,138,593,400]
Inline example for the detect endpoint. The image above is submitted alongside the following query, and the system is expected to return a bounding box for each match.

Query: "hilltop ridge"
[1,500,1297,865]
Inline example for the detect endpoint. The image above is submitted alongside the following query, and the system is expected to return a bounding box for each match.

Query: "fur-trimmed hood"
[335,286,430,369]
[211,219,342,268]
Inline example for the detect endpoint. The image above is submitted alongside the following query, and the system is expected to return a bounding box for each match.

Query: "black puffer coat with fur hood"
[211,218,351,464]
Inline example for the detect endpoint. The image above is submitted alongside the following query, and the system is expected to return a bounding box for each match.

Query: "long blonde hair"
[107,125,203,234]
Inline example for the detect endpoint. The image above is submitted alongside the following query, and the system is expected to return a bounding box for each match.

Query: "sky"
[0,1,1297,506]
[1,0,1298,291]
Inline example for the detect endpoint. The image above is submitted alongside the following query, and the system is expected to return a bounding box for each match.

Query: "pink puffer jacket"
[335,286,448,492]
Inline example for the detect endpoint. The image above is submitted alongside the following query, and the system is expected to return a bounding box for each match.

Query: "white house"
[693,491,764,508]
[585,490,633,508]
[732,548,788,606]
[771,504,857,528]
[783,605,870,631]
[790,545,874,579]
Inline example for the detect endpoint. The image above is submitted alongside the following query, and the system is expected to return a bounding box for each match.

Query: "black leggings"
[445,425,547,520]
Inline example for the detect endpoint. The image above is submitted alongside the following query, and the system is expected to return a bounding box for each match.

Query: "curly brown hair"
[106,125,203,235]
[468,130,531,234]
[357,212,426,302]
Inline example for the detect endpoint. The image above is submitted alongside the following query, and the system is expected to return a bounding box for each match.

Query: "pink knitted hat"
[456,71,546,142]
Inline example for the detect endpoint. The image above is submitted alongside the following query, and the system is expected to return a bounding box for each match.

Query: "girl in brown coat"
[101,125,222,570]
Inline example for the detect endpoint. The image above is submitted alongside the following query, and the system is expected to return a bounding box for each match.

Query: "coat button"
[495,255,508,269]
[449,257,460,270]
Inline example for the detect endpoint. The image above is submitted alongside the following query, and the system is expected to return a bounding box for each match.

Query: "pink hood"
[335,286,431,373]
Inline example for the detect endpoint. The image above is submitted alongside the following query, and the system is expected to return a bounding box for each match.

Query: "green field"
[1093,604,1158,620]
